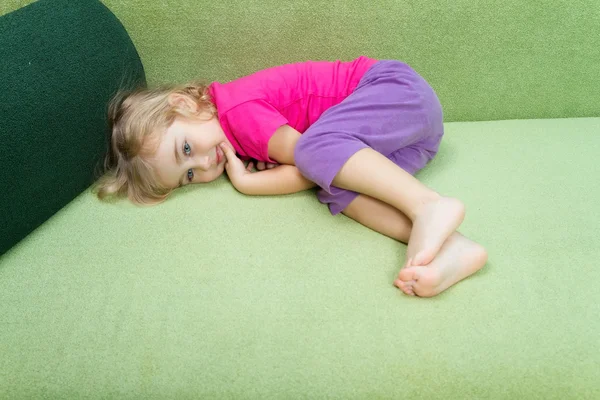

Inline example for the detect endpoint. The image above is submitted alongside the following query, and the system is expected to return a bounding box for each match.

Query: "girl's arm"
[219,142,316,196]
[267,124,302,165]
[238,164,316,195]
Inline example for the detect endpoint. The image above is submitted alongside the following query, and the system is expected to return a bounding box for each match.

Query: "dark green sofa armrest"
[0,0,146,256]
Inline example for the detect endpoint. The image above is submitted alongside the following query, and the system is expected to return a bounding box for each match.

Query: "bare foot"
[406,196,465,266]
[395,233,487,297]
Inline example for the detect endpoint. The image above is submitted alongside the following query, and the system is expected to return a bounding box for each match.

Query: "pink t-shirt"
[208,56,378,163]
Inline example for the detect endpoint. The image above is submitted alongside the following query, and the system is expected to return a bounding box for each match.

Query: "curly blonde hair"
[94,81,216,205]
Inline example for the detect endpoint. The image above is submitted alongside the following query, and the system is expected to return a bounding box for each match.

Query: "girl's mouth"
[216,146,222,164]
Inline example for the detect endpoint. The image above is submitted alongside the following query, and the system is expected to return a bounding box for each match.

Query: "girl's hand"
[245,160,279,172]
[220,142,250,190]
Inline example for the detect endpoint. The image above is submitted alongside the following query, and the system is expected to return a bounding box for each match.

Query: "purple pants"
[294,60,444,215]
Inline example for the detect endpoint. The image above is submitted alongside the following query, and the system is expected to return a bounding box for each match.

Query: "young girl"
[96,56,487,297]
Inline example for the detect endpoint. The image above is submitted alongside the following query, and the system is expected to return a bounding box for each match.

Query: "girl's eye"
[183,142,191,155]
[187,169,194,182]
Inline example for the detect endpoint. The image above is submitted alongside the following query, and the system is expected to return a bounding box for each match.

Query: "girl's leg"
[342,194,487,297]
[342,191,412,243]
[294,60,460,265]
[332,147,465,266]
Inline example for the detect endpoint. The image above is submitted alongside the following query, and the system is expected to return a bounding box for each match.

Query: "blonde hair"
[94,81,216,205]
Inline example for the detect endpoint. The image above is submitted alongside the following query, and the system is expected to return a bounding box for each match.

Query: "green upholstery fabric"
[102,0,599,122]
[0,0,145,255]
[1,118,599,398]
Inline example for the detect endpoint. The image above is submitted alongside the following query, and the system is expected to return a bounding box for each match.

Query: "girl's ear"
[168,93,198,112]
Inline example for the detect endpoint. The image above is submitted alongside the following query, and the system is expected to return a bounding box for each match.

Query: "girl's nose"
[199,156,211,171]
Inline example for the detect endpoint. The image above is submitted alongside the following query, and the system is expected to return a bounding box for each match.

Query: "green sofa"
[1,0,599,398]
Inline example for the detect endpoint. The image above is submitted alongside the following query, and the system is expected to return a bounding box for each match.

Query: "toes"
[397,266,425,297]
[394,278,416,296]
[398,267,419,283]
[393,278,406,290]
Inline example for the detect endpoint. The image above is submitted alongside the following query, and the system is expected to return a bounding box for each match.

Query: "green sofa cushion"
[0,0,145,255]
[1,117,599,398]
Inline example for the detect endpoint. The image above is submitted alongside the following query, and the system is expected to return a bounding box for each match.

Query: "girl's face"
[150,112,230,189]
